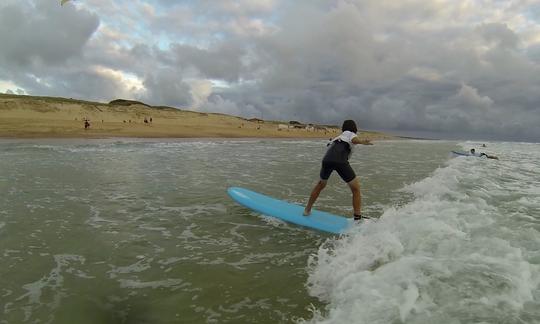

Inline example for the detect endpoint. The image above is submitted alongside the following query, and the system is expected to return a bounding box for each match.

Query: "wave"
[305,142,540,323]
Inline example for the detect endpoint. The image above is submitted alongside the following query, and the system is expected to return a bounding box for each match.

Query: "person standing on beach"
[304,120,373,220]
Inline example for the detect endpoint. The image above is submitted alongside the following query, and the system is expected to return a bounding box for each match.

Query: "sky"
[1,0,540,141]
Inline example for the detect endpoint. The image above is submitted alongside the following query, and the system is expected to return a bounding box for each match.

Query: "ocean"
[0,139,538,323]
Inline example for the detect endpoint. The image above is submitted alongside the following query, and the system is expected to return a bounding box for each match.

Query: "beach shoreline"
[0,93,397,141]
[0,136,370,144]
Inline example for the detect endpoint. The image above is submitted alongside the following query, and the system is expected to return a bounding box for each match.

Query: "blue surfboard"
[227,187,352,234]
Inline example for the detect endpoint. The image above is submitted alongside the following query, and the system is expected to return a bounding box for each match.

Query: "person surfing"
[303,120,372,221]
[470,148,499,160]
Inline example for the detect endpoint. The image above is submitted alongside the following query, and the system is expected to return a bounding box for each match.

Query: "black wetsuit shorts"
[319,140,356,183]
[320,161,356,183]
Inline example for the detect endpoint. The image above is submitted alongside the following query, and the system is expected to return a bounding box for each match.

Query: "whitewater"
[307,141,540,323]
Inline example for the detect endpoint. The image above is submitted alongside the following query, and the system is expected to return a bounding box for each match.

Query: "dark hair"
[342,120,357,133]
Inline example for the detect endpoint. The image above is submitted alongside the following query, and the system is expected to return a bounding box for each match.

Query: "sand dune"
[0,94,395,140]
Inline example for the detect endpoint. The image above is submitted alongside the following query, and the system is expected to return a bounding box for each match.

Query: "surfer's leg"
[334,162,361,217]
[304,162,333,216]
[304,180,327,216]
[347,177,361,217]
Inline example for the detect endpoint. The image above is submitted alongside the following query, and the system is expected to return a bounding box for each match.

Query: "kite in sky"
[60,0,72,5]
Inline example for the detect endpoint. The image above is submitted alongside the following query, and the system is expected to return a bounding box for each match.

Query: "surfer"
[303,120,373,220]
[470,148,499,160]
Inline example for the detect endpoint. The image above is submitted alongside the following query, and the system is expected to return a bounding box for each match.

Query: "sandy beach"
[0,93,395,140]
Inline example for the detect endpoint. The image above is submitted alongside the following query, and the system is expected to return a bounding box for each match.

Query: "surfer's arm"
[352,137,373,145]
[480,152,499,160]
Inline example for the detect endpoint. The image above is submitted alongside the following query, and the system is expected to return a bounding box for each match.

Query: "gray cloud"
[0,1,98,66]
[1,0,540,141]
[169,42,245,82]
[141,69,192,107]
[0,0,106,98]
[477,23,520,49]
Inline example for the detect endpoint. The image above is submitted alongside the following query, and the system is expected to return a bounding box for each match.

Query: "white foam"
[160,203,227,219]
[305,142,540,323]
[108,258,152,278]
[84,205,117,229]
[117,278,187,290]
[259,214,288,228]
[15,254,86,321]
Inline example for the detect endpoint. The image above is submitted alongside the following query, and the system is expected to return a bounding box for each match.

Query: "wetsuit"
[320,131,357,183]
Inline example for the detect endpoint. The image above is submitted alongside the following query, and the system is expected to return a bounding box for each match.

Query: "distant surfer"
[303,120,373,220]
[470,148,498,160]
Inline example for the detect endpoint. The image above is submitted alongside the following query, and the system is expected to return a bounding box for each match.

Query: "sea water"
[0,139,538,323]
[307,141,540,324]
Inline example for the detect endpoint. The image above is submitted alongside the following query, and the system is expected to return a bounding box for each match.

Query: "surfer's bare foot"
[303,209,311,216]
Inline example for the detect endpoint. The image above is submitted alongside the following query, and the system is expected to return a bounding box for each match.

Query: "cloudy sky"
[1,0,540,141]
